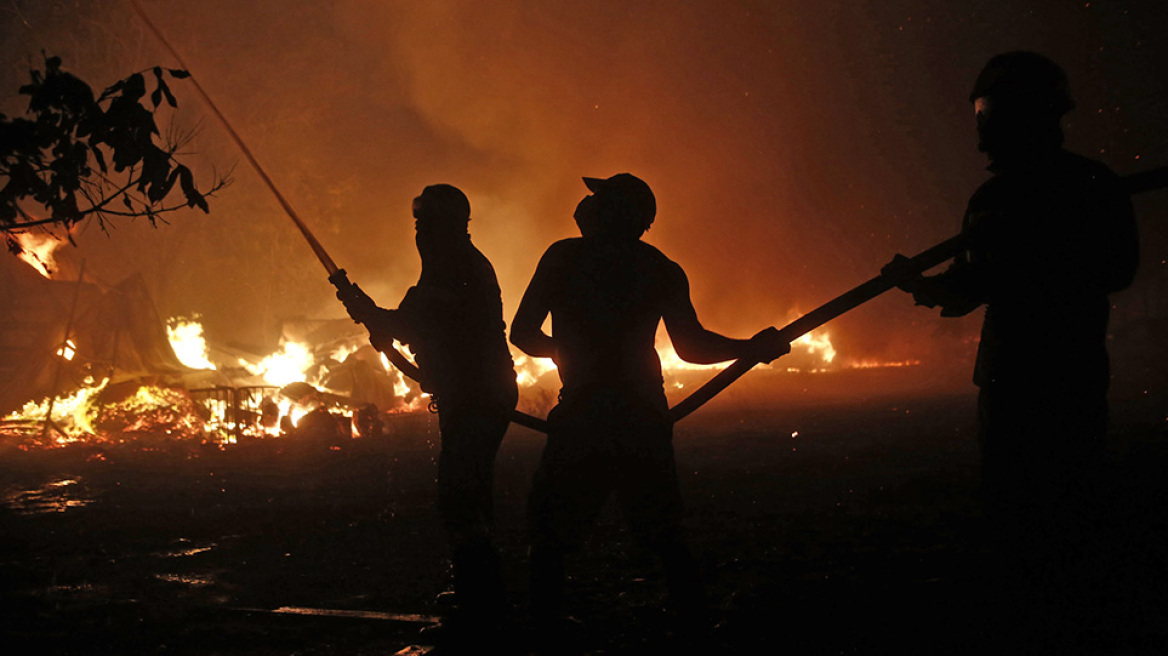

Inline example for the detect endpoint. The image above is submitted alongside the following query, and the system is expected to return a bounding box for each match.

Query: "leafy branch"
[1,54,230,252]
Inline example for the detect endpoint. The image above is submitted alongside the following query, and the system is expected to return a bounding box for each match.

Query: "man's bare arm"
[662,265,788,364]
[510,250,558,360]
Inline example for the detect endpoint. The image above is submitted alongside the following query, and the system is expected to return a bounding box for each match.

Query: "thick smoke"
[2,0,1165,382]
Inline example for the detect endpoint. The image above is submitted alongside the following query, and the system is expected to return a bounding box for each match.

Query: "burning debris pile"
[1,239,919,452]
[0,239,431,451]
[1,306,433,450]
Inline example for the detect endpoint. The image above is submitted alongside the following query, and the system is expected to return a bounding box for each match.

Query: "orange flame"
[247,340,314,387]
[13,231,64,278]
[167,319,217,370]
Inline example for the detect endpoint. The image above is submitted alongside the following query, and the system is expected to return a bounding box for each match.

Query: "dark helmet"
[969,51,1074,115]
[582,173,656,234]
[412,184,471,223]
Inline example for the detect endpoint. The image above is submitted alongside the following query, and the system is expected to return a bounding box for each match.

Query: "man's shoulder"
[545,237,585,252]
[971,150,1120,202]
[625,239,677,266]
[467,241,499,273]
[1054,149,1120,184]
[1056,149,1114,171]
[541,237,674,260]
[632,241,687,287]
[535,238,585,267]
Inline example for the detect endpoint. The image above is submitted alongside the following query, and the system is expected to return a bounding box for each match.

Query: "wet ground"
[2,374,1167,654]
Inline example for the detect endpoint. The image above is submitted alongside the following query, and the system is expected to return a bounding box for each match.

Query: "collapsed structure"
[0,252,423,448]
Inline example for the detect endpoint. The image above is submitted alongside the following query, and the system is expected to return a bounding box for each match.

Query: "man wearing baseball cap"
[511,173,788,647]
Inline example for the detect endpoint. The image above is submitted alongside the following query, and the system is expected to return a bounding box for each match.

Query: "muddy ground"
[2,370,1166,655]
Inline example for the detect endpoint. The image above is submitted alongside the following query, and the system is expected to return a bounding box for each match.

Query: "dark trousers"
[976,382,1109,651]
[527,395,703,620]
[435,396,514,618]
[977,382,1106,527]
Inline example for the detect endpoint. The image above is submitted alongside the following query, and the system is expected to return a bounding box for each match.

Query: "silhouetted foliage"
[1,54,229,251]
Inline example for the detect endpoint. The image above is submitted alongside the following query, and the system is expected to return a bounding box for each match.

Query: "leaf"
[123,195,133,211]
[98,79,125,102]
[167,69,191,79]
[151,87,162,108]
[149,168,181,203]
[123,73,146,101]
[153,66,163,81]
[177,165,194,197]
[91,146,107,173]
[159,80,176,108]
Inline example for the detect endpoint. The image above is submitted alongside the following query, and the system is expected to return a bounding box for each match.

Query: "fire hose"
[669,165,1168,423]
[134,1,1166,434]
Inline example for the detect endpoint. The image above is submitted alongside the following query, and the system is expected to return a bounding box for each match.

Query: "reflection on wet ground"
[156,541,218,559]
[0,476,93,515]
[155,573,217,587]
[46,583,106,597]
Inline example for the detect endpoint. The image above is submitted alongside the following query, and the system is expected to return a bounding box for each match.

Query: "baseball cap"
[582,173,656,227]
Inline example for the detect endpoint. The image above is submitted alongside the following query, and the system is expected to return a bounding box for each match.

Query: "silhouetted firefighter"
[511,173,789,647]
[886,52,1139,647]
[338,185,518,645]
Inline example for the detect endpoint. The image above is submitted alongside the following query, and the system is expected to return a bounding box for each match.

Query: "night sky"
[3,0,1166,383]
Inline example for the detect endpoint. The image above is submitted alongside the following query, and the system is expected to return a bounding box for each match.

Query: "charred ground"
[2,374,1166,655]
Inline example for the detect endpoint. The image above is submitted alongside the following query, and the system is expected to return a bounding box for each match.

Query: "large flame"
[13,231,64,278]
[2,380,107,445]
[247,341,314,387]
[793,331,837,366]
[167,318,217,370]
[377,343,430,413]
[514,352,558,387]
[2,312,919,451]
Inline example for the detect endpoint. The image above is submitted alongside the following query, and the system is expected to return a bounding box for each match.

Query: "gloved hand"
[746,326,791,364]
[335,281,379,324]
[881,254,923,294]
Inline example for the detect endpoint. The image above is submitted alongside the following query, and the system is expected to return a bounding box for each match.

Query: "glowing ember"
[12,231,64,278]
[167,318,217,370]
[91,385,206,442]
